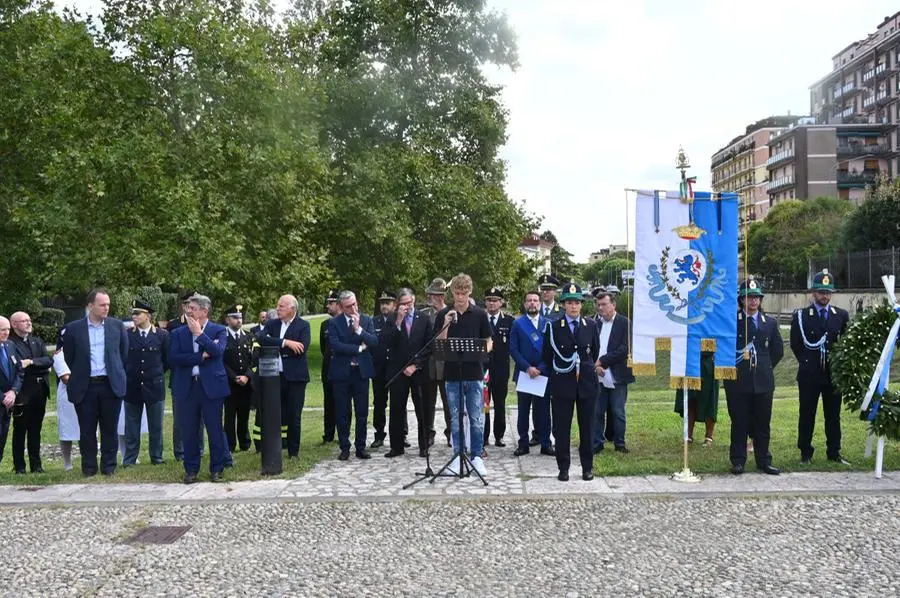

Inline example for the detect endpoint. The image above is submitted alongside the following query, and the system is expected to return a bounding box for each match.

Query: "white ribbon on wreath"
[861,274,899,479]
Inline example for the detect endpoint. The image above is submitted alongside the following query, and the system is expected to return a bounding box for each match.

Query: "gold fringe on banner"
[631,363,657,376]
[655,337,672,351]
[715,366,737,380]
[700,338,717,352]
[669,376,702,390]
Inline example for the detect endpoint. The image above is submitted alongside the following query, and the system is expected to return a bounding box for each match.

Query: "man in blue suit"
[257,294,310,458]
[62,289,129,476]
[168,293,231,483]
[328,291,380,461]
[509,291,554,457]
[0,316,24,465]
[592,289,635,454]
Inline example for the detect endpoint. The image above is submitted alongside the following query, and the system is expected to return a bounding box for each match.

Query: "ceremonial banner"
[632,190,739,388]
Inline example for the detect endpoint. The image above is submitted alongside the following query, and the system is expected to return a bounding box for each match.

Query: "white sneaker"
[447,456,461,475]
[472,456,487,477]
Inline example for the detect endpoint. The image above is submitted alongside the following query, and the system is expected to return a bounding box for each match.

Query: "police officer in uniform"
[8,311,52,474]
[320,289,341,444]
[790,268,850,464]
[223,304,254,453]
[123,299,170,466]
[542,283,600,482]
[532,274,562,446]
[724,279,783,475]
[483,287,513,447]
[370,290,396,449]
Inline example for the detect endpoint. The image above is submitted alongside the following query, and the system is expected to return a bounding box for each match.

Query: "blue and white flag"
[632,190,739,388]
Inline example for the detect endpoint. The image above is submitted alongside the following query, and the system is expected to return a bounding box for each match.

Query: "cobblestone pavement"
[1,495,898,596]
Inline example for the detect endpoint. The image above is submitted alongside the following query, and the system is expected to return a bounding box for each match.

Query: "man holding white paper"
[509,291,554,457]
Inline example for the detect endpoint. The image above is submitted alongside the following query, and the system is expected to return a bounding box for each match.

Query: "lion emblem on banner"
[646,246,724,324]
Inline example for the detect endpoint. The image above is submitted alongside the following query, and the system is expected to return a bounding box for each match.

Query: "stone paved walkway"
[2,409,899,506]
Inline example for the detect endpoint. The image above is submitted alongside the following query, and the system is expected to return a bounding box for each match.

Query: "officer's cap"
[538,273,559,290]
[483,286,504,300]
[377,290,398,303]
[225,304,245,318]
[810,269,836,293]
[559,282,584,302]
[131,299,154,315]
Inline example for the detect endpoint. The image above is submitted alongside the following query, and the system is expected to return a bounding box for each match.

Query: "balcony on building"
[836,169,880,187]
[876,88,892,106]
[765,148,794,168]
[767,175,795,193]
[841,81,863,97]
[836,142,890,158]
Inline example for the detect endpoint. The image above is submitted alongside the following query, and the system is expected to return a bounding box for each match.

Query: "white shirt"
[229,328,243,340]
[279,318,294,342]
[528,314,540,329]
[598,315,616,388]
[191,321,208,376]
[541,302,555,316]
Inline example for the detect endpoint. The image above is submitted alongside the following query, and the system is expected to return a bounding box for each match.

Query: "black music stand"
[429,337,489,486]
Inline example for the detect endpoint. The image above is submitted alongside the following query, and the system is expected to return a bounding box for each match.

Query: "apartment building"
[710,116,801,243]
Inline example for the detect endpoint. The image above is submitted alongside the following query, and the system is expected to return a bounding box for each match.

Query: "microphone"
[450,310,458,323]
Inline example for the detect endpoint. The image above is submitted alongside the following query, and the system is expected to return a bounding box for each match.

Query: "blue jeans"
[124,400,165,464]
[446,379,485,458]
[595,384,628,449]
[517,391,551,451]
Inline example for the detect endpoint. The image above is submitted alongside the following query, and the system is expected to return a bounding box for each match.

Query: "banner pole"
[672,377,700,483]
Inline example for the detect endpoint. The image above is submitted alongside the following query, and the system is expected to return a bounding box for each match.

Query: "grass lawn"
[2,321,897,484]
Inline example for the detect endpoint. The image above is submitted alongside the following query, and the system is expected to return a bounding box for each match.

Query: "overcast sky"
[66,0,898,260]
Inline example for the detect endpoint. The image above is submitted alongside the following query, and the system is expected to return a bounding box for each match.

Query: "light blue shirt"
[565,314,579,334]
[88,319,107,376]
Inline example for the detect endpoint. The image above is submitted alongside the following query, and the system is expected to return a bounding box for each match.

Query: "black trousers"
[726,389,773,468]
[483,376,508,443]
[224,382,253,452]
[551,393,595,475]
[425,378,450,439]
[372,374,389,440]
[322,371,336,442]
[389,371,427,452]
[797,376,842,460]
[281,380,307,457]
[12,389,48,472]
[74,379,121,476]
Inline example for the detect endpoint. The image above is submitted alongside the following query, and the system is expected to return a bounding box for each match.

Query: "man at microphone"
[433,273,493,477]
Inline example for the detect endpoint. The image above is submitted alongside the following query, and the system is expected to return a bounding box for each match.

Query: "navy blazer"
[62,317,128,404]
[542,316,601,401]
[327,314,380,381]
[486,312,514,382]
[510,314,549,381]
[125,327,169,405]
[0,340,24,395]
[257,317,311,383]
[595,313,635,385]
[168,321,230,401]
[790,303,849,381]
[383,310,432,378]
[725,310,783,395]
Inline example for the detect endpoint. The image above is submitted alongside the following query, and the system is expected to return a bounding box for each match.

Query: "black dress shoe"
[370,438,384,449]
[31,467,45,474]
[758,464,780,475]
[593,445,604,454]
[151,460,166,465]
[356,450,372,459]
[540,446,556,456]
[14,469,26,475]
[730,463,744,475]
[529,434,540,447]
[557,470,569,482]
[513,447,529,456]
[338,451,350,461]
[384,449,404,458]
[582,471,594,481]
[494,440,506,448]
[210,471,224,482]
[828,454,851,465]
[614,445,630,454]
[183,473,199,484]
[800,456,812,465]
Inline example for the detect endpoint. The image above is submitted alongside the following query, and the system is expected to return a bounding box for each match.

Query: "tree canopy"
[0,0,535,317]
[841,177,900,251]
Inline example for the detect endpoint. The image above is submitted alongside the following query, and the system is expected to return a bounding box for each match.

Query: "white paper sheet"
[516,372,548,397]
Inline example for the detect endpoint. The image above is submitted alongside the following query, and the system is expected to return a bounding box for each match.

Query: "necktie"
[491,315,497,330]
[748,315,757,336]
[141,330,147,339]
[543,307,549,317]
[405,315,412,335]
[0,344,10,379]
[820,307,828,321]
[570,318,579,335]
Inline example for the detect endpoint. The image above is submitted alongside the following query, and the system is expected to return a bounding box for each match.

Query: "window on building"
[789,190,794,199]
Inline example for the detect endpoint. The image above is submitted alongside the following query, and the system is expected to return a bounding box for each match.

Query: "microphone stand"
[398,316,453,490]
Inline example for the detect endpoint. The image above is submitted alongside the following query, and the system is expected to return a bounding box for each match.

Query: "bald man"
[0,316,24,466]
[8,311,52,474]
[257,295,311,458]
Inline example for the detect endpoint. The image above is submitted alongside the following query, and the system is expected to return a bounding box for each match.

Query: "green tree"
[841,176,900,251]
[539,230,580,283]
[747,197,853,286]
